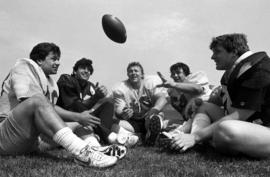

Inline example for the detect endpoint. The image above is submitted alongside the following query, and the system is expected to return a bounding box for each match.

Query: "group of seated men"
[1,33,270,168]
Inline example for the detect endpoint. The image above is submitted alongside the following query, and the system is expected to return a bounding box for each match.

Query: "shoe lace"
[81,145,104,161]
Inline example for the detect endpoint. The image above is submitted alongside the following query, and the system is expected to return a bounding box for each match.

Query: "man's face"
[127,66,143,85]
[211,45,236,70]
[74,66,91,81]
[170,68,186,83]
[39,51,60,76]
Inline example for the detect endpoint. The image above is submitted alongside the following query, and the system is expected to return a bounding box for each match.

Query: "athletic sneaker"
[145,114,163,146]
[91,144,127,159]
[158,131,172,150]
[74,145,118,168]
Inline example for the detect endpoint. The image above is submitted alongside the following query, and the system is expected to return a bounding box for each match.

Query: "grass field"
[1,144,270,177]
[1,107,270,177]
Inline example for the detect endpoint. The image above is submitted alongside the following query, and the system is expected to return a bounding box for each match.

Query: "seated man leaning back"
[0,42,119,168]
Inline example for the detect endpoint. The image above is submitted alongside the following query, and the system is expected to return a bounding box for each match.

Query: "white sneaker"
[91,144,127,159]
[74,145,117,168]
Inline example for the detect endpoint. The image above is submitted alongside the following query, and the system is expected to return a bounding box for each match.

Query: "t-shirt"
[112,75,167,119]
[0,58,59,121]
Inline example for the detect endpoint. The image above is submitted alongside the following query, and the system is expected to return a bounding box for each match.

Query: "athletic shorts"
[0,112,39,155]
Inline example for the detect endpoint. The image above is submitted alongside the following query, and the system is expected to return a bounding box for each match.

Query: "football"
[102,14,127,43]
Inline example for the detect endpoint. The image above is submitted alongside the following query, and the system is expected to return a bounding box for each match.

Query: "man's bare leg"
[191,102,224,134]
[213,120,270,158]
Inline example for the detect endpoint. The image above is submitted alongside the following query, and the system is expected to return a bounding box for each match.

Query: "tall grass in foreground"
[1,144,270,177]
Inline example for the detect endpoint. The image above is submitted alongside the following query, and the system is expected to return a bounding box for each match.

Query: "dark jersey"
[56,74,96,112]
[221,52,270,126]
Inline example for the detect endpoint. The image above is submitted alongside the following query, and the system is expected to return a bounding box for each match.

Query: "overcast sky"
[1,0,270,90]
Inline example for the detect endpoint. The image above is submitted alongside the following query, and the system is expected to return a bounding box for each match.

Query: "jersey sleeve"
[187,71,212,101]
[112,83,128,117]
[10,60,45,100]
[144,75,168,98]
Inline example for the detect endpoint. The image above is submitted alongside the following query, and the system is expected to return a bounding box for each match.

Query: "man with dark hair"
[57,58,130,150]
[29,42,61,63]
[112,61,168,146]
[170,62,191,77]
[167,33,270,158]
[0,42,119,168]
[156,62,212,139]
[167,62,212,116]
[57,58,108,113]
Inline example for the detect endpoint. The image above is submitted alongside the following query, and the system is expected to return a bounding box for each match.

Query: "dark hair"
[73,58,93,74]
[127,62,144,76]
[209,33,249,57]
[29,42,61,62]
[170,62,190,76]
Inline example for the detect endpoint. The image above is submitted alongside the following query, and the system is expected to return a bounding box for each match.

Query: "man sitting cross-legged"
[111,62,168,146]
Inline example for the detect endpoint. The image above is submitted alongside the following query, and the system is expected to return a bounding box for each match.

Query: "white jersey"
[168,71,212,114]
[112,75,167,119]
[0,58,59,120]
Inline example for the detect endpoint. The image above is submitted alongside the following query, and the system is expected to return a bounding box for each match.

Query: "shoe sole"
[146,115,162,146]
[103,145,127,160]
[74,158,117,168]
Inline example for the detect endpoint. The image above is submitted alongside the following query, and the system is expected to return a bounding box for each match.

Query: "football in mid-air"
[102,14,127,43]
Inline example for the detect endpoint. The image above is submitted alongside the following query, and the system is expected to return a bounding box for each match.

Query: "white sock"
[53,127,87,155]
[118,127,133,135]
[108,132,118,144]
[83,135,101,147]
[191,113,211,134]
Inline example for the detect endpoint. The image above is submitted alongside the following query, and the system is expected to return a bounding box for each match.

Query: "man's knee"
[197,102,213,114]
[27,94,50,108]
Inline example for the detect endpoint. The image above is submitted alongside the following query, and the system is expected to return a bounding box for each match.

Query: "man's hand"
[78,110,101,130]
[170,133,196,152]
[156,80,176,88]
[121,107,134,120]
[156,71,176,88]
[94,82,108,99]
